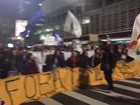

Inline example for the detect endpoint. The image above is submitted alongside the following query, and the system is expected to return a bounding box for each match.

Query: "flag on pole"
[64,11,72,33]
[128,13,140,61]
[64,11,82,38]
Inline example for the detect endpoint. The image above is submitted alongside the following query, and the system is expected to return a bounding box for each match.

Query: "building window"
[45,28,54,32]
[82,17,91,24]
[40,35,46,40]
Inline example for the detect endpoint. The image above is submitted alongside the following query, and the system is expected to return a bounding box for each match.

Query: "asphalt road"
[21,77,140,105]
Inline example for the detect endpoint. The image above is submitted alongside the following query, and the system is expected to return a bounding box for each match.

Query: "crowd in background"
[0,42,133,79]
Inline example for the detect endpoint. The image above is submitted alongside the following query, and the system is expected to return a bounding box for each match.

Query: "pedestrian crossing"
[21,77,140,105]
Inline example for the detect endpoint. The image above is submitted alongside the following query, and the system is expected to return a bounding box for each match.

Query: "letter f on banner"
[128,13,140,61]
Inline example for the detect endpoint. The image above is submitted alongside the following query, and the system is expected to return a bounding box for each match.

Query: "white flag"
[128,13,140,61]
[64,11,82,38]
[64,11,72,33]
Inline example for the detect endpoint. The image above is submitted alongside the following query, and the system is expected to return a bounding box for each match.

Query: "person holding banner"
[53,48,65,68]
[78,50,90,89]
[25,53,39,74]
[100,44,116,92]
[89,48,101,67]
[66,50,80,68]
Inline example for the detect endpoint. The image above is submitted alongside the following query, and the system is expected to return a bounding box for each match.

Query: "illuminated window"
[36,23,44,26]
[46,28,54,32]
[40,35,46,40]
[82,17,91,24]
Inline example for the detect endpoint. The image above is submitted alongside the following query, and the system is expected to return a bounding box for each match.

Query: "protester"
[0,48,11,78]
[42,46,52,72]
[0,42,133,79]
[78,50,90,69]
[53,48,65,68]
[43,54,54,72]
[66,50,79,68]
[89,48,101,67]
[0,47,4,79]
[16,47,27,75]
[100,44,116,92]
[78,50,90,89]
[9,49,19,76]
[32,47,43,73]
[25,53,39,75]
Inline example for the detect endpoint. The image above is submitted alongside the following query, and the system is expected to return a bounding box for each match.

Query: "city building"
[39,0,140,44]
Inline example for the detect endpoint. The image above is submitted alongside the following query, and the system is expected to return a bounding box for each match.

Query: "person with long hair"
[25,53,39,74]
[66,50,79,68]
[53,48,65,68]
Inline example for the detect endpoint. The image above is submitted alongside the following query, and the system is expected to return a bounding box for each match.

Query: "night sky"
[0,0,44,20]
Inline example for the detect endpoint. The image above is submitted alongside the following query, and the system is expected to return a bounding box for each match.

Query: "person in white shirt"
[31,47,43,73]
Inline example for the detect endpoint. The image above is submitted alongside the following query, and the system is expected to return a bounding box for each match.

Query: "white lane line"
[90,88,138,100]
[118,79,140,85]
[40,98,63,105]
[114,83,140,93]
[63,91,108,105]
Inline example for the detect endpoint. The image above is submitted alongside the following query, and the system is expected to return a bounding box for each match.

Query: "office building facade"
[39,0,140,42]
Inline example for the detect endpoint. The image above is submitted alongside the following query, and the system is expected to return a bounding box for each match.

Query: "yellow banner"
[0,61,140,105]
[88,60,140,86]
[0,68,79,105]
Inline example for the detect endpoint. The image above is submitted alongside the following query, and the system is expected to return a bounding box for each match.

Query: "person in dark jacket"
[89,48,101,67]
[0,48,11,78]
[16,47,26,75]
[53,48,65,68]
[78,50,90,69]
[78,50,90,89]
[10,49,19,76]
[66,50,79,68]
[44,54,54,72]
[100,44,116,92]
[25,53,39,75]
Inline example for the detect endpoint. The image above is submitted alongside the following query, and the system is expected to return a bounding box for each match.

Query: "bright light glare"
[101,37,130,41]
[17,36,22,40]
[40,35,46,40]
[15,20,28,36]
[39,3,42,6]
[27,46,32,48]
[8,43,14,48]
[25,1,31,4]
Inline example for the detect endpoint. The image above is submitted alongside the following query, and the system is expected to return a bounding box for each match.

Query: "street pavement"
[21,77,140,105]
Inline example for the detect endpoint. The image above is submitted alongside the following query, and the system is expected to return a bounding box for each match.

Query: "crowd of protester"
[0,42,133,79]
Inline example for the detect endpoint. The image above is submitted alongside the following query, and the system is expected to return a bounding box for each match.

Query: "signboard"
[15,20,28,36]
[44,36,56,45]
[89,34,99,41]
